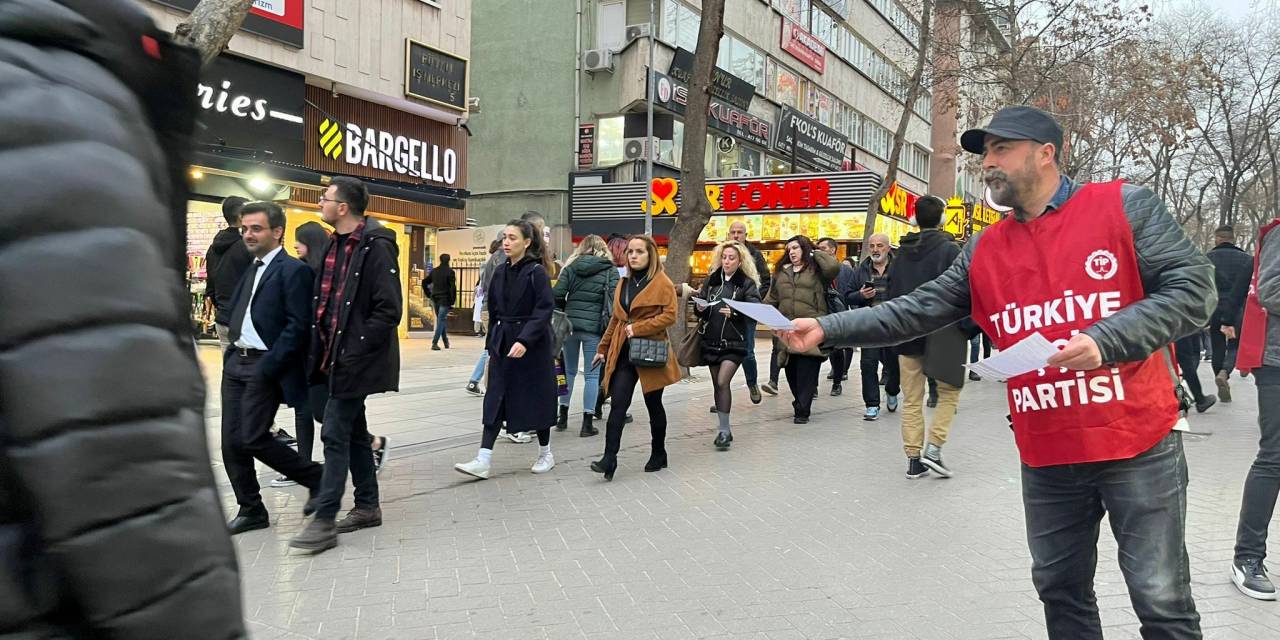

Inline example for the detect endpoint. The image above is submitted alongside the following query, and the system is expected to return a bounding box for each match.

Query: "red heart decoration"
[651,178,676,201]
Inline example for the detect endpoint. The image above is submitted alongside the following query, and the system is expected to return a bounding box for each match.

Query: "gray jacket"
[816,181,1216,367]
[1259,225,1280,368]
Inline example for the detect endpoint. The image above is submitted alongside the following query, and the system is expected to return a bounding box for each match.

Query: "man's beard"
[870,253,886,264]
[986,168,1035,221]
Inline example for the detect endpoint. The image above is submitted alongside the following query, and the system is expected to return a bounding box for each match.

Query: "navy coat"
[483,256,558,430]
[225,250,313,407]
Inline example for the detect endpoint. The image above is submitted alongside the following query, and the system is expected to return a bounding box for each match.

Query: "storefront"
[185,53,470,339]
[568,169,913,277]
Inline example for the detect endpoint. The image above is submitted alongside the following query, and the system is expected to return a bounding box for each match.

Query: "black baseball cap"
[960,106,1064,155]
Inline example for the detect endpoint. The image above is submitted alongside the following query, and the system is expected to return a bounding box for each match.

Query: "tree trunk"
[173,0,256,67]
[861,0,933,257]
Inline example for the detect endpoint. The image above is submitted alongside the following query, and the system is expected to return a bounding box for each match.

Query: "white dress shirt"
[235,245,283,351]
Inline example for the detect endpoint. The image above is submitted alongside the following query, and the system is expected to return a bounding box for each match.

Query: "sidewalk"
[200,337,1280,639]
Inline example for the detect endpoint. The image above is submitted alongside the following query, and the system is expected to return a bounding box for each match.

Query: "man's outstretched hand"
[1046,333,1102,371]
[777,318,826,353]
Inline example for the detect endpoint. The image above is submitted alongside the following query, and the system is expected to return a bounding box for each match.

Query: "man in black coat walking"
[291,177,402,553]
[729,221,770,402]
[427,253,458,350]
[1208,224,1254,402]
[221,202,325,535]
[205,195,250,348]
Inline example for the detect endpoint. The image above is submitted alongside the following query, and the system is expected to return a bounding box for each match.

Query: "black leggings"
[603,353,666,460]
[708,360,741,414]
[481,423,550,449]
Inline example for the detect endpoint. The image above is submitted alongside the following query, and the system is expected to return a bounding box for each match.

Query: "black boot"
[644,449,668,472]
[580,412,598,437]
[555,405,569,431]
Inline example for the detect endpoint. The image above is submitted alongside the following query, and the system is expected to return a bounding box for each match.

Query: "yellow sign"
[879,181,917,220]
[943,196,966,238]
[640,177,679,215]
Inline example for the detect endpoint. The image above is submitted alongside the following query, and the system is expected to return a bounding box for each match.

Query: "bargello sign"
[318,119,460,186]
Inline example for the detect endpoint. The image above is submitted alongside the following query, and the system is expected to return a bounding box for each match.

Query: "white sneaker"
[269,475,297,488]
[454,458,491,479]
[506,431,534,444]
[531,453,555,474]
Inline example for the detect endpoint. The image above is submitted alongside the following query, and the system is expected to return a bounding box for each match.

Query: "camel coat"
[598,270,682,395]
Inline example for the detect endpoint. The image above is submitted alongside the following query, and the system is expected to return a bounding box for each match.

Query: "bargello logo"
[318,119,343,160]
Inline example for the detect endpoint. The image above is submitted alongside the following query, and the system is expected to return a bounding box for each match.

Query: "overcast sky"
[1152,0,1271,20]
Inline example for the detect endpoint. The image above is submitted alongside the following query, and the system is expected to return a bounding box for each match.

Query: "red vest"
[1238,219,1279,373]
[968,181,1179,467]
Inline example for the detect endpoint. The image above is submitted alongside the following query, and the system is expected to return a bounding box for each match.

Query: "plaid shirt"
[315,221,366,372]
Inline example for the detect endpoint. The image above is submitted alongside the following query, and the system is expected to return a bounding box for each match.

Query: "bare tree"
[173,0,256,67]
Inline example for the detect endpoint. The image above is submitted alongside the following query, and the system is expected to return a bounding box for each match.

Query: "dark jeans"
[1235,368,1280,563]
[768,340,782,385]
[603,348,667,461]
[1174,335,1207,403]
[220,352,323,515]
[969,333,992,362]
[861,346,900,408]
[1210,321,1238,375]
[783,354,824,419]
[433,302,451,347]
[1022,431,1200,639]
[742,322,759,387]
[827,348,852,382]
[315,395,380,520]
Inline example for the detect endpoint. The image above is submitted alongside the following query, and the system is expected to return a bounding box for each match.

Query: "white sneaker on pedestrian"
[531,453,555,474]
[269,475,297,488]
[506,431,534,444]
[454,457,491,479]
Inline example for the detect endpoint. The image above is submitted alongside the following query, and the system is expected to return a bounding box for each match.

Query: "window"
[774,63,801,108]
[595,117,624,166]
[661,0,699,52]
[718,35,766,91]
[596,0,626,51]
[766,155,793,175]
[775,0,811,28]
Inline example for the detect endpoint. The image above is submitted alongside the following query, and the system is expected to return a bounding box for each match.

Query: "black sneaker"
[1195,394,1217,414]
[464,381,484,396]
[921,443,952,477]
[831,384,842,396]
[274,428,297,448]
[906,457,929,479]
[968,371,982,382]
[372,437,389,474]
[1232,558,1277,600]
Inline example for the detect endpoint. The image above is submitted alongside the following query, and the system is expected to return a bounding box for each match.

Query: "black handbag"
[628,337,669,367]
[824,283,848,314]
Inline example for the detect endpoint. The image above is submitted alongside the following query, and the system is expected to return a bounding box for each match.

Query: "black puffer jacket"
[0,1,245,637]
[816,181,1216,367]
[695,267,762,357]
[887,229,962,356]
[553,254,619,335]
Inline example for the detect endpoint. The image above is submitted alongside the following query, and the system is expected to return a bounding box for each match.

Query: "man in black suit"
[222,201,324,534]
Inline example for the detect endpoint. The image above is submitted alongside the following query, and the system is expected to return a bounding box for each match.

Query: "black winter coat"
[695,268,762,358]
[847,255,893,308]
[743,241,772,298]
[483,257,559,430]
[427,263,457,307]
[308,219,403,399]
[553,254,619,335]
[205,226,251,323]
[887,229,962,356]
[1208,243,1253,327]
[0,1,245,637]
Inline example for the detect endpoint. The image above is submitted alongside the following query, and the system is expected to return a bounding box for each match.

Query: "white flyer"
[691,297,722,308]
[722,299,795,330]
[966,332,1058,379]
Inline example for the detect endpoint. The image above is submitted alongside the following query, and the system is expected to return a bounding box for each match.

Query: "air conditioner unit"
[623,137,655,161]
[625,23,651,43]
[582,49,614,73]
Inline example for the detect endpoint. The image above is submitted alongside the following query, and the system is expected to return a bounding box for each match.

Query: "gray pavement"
[199,336,1280,639]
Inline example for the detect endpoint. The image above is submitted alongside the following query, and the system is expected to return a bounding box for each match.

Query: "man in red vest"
[779,106,1213,638]
[1230,216,1280,600]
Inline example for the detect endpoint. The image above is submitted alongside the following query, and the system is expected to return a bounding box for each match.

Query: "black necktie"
[228,259,264,344]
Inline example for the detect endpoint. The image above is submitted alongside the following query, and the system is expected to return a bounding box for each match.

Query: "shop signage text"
[577,124,595,170]
[781,21,826,73]
[320,120,459,186]
[155,0,304,47]
[880,181,917,221]
[197,55,305,164]
[773,105,848,172]
[406,39,468,112]
[972,201,1002,227]
[668,48,755,111]
[652,72,771,148]
[642,177,832,214]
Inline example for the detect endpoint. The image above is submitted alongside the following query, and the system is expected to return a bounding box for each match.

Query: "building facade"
[469,0,934,268]
[140,0,473,337]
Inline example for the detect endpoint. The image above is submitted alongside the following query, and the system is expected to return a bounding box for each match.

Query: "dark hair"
[816,237,837,249]
[520,210,546,226]
[329,176,369,215]
[222,195,248,225]
[439,253,451,266]
[775,235,818,273]
[295,221,329,271]
[489,238,501,253]
[915,195,945,229]
[1215,224,1235,238]
[238,201,286,230]
[506,219,553,271]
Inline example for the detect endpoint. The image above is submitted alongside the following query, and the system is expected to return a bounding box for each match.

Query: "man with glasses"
[291,177,402,553]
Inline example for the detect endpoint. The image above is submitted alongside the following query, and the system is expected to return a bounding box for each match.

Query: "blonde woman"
[552,235,619,436]
[590,236,681,480]
[694,241,762,450]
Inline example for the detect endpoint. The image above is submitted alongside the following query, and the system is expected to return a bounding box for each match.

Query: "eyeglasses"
[318,196,346,206]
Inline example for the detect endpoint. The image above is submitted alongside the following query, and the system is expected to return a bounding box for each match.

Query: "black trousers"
[315,395,380,520]
[1209,321,1239,375]
[1023,432,1200,639]
[1235,368,1280,563]
[1174,335,1207,402]
[783,354,824,419]
[827,348,852,382]
[861,346,900,408]
[603,349,667,461]
[220,351,323,515]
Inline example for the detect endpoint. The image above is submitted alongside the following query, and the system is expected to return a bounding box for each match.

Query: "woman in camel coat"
[591,235,680,479]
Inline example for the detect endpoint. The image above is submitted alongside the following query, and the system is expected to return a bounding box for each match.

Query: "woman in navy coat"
[455,219,559,479]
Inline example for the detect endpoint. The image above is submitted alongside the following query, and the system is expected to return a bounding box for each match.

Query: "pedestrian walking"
[885,196,971,478]
[817,238,856,396]
[1174,331,1217,413]
[205,195,250,349]
[766,235,840,424]
[291,177,402,553]
[595,233,636,424]
[1230,214,1280,601]
[779,106,1213,638]
[0,1,245,633]
[553,235,620,436]
[466,239,506,396]
[728,221,771,403]
[219,202,324,534]
[427,253,457,350]
[968,331,992,381]
[1208,224,1254,402]
[454,220,559,479]
[695,241,762,449]
[847,233,900,420]
[590,236,681,479]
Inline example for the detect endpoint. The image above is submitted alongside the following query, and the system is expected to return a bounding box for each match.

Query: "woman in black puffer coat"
[694,241,762,450]
[552,235,619,436]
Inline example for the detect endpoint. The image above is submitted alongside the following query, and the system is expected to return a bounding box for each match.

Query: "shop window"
[596,116,625,166]
[766,155,792,175]
[774,64,800,108]
[717,143,762,177]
